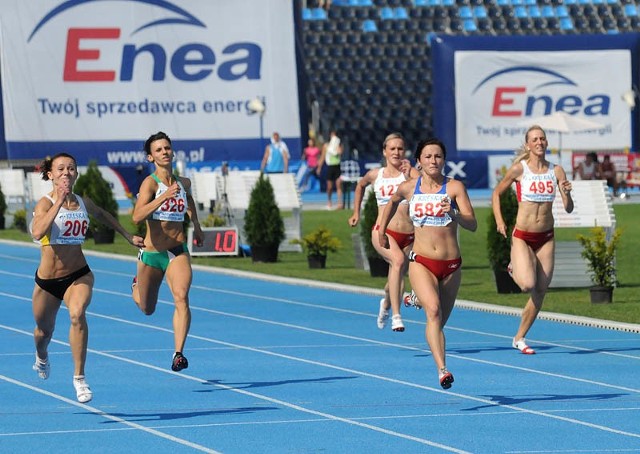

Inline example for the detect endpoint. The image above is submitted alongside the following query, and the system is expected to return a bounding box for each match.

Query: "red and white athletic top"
[33,194,90,246]
[373,167,408,206]
[516,161,557,203]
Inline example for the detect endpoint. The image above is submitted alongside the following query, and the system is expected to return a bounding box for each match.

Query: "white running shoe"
[73,376,93,403]
[512,337,535,355]
[391,314,405,332]
[403,290,421,310]
[377,299,389,329]
[33,356,50,380]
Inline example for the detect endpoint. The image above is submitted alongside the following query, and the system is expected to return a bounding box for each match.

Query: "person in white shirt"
[318,130,344,209]
[573,152,601,180]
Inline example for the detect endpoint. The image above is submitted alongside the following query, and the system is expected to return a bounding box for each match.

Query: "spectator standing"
[261,132,290,174]
[319,130,344,209]
[300,137,321,191]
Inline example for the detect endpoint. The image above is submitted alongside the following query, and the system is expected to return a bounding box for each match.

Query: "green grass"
[3,204,638,324]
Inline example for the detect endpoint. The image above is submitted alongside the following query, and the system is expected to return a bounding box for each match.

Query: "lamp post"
[248,97,266,155]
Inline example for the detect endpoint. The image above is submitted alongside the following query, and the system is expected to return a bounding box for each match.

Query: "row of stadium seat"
[303,4,634,35]
[300,0,640,158]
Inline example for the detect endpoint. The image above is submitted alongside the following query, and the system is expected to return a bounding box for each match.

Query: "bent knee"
[34,326,54,339]
[136,299,157,316]
[140,303,156,316]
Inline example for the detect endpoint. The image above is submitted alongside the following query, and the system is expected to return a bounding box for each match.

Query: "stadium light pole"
[248,98,266,155]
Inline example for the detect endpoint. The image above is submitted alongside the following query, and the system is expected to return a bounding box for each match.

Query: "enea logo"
[472,66,609,118]
[27,0,261,82]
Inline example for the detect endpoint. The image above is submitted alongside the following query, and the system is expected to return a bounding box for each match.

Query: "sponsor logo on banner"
[454,50,631,152]
[28,1,258,84]
[472,66,608,118]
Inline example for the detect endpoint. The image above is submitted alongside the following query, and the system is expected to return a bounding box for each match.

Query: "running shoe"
[172,352,189,371]
[507,262,514,279]
[377,299,389,329]
[73,376,93,403]
[131,276,137,291]
[391,314,405,332]
[403,290,421,310]
[439,367,454,389]
[32,356,50,380]
[512,338,535,355]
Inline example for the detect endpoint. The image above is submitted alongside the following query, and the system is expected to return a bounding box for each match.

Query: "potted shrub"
[487,186,521,293]
[0,183,6,230]
[291,226,342,269]
[577,226,622,304]
[243,173,285,262]
[11,208,27,232]
[360,189,388,277]
[74,160,119,244]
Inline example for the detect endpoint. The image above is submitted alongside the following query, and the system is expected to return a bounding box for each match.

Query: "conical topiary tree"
[243,173,285,262]
[487,185,520,293]
[360,188,388,277]
[74,160,119,242]
[0,183,7,230]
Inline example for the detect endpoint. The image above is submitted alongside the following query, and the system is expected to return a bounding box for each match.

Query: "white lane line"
[1,262,639,360]
[3,312,639,442]
[2,280,640,396]
[0,260,639,445]
[0,374,220,453]
[100,289,640,395]
[0,324,471,454]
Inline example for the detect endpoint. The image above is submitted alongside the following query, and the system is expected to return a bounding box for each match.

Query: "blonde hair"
[514,125,546,163]
[382,132,405,150]
[380,132,406,167]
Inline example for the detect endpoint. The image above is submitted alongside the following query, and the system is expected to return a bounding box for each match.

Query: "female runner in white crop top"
[30,153,144,403]
[132,131,203,372]
[492,125,573,355]
[348,133,420,333]
[378,138,477,389]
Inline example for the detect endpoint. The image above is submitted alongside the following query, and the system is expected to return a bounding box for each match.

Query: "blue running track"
[0,240,639,453]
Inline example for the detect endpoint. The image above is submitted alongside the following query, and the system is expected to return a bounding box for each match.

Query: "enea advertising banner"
[454,50,631,153]
[431,34,640,159]
[0,0,301,165]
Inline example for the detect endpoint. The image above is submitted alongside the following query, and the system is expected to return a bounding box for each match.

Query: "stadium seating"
[299,0,640,161]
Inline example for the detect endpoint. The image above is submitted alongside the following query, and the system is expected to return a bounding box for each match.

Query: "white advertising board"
[0,0,301,164]
[454,50,631,152]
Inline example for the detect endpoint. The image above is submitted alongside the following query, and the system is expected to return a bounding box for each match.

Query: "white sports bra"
[516,161,557,203]
[373,167,407,206]
[150,174,188,222]
[32,194,90,246]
